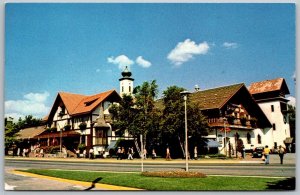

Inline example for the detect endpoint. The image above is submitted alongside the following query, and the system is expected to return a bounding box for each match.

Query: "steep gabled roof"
[190,83,244,110]
[59,92,87,114]
[47,89,121,120]
[248,78,290,95]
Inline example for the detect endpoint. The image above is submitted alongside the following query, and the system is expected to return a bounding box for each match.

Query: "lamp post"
[223,117,227,157]
[180,90,191,172]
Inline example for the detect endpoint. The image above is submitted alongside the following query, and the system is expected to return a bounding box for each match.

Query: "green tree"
[4,115,43,152]
[4,119,19,149]
[15,115,42,129]
[161,86,209,157]
[132,80,159,148]
[109,94,136,136]
[109,81,160,149]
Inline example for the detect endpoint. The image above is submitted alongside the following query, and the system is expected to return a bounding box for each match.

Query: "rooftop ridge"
[192,83,244,94]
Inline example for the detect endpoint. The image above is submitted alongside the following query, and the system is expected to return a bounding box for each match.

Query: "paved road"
[4,153,296,190]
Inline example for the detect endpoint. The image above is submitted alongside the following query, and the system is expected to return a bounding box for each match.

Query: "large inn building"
[16,67,293,156]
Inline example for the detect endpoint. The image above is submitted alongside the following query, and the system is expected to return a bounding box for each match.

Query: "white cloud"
[136,56,152,68]
[167,39,210,66]
[5,91,50,120]
[287,96,296,107]
[222,42,239,49]
[24,91,49,102]
[107,55,134,70]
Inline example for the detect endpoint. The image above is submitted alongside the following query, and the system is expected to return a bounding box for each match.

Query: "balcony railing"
[207,117,254,128]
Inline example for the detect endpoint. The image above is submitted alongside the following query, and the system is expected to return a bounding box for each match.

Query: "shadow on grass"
[84,177,102,190]
[266,177,295,190]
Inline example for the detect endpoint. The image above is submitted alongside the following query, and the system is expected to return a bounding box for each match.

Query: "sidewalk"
[10,170,143,190]
[5,154,265,164]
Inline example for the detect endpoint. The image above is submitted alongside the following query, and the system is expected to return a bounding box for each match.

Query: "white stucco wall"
[120,79,133,97]
[258,101,290,148]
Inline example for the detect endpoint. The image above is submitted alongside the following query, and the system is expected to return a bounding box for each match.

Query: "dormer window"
[61,106,65,114]
[84,98,98,106]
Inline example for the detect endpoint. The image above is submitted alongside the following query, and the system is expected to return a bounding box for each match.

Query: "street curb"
[11,170,143,191]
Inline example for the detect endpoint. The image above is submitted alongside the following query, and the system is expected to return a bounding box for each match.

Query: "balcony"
[207,117,255,129]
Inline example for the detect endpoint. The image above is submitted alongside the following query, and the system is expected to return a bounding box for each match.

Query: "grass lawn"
[22,169,292,191]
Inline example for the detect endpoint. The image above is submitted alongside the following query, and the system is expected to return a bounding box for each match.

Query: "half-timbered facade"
[35,90,123,155]
[190,83,272,155]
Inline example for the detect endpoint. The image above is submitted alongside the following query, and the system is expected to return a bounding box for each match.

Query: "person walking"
[143,148,147,159]
[194,146,198,160]
[83,149,87,158]
[89,148,94,159]
[152,149,157,159]
[121,147,125,160]
[39,148,44,157]
[166,147,171,160]
[116,147,121,160]
[242,145,246,159]
[128,147,133,160]
[263,145,270,165]
[278,145,286,164]
[75,148,80,158]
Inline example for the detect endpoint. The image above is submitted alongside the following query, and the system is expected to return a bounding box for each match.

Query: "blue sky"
[5,3,295,120]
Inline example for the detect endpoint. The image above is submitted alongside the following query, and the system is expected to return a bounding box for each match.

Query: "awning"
[36,130,80,139]
[284,137,294,144]
[107,140,118,150]
[206,139,222,148]
[16,126,47,140]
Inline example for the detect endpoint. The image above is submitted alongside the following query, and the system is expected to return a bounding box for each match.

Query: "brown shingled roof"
[248,78,290,95]
[16,126,47,140]
[190,83,244,110]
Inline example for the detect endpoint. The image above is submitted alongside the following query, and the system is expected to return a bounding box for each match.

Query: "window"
[257,134,261,144]
[122,86,124,92]
[272,123,276,130]
[247,133,251,144]
[95,129,107,145]
[274,142,277,149]
[61,106,65,114]
[271,105,274,112]
[129,86,131,92]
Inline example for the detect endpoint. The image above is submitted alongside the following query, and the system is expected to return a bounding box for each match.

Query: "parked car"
[252,146,264,158]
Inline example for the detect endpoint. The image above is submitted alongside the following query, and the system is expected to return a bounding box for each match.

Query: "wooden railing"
[207,117,253,128]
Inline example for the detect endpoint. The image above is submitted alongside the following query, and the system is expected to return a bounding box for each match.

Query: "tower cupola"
[121,66,132,78]
[119,66,134,97]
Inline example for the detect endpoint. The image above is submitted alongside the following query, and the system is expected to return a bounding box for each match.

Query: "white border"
[1,1,298,195]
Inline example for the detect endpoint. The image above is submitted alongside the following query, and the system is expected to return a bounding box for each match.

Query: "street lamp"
[180,90,191,172]
[223,117,227,157]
